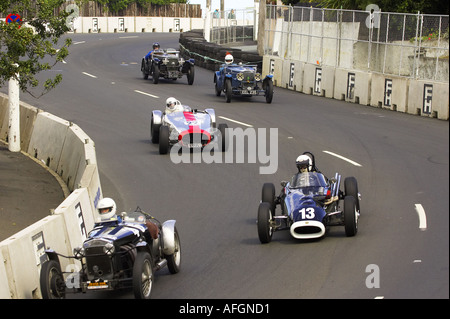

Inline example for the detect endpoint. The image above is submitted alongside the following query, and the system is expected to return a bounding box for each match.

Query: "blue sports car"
[214,63,274,103]
[257,153,361,243]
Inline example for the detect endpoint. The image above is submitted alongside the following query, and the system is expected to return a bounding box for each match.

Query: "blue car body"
[214,64,274,103]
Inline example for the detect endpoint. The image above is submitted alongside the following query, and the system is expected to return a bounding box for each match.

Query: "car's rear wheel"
[152,64,159,84]
[159,125,170,154]
[262,183,276,214]
[142,59,148,79]
[165,227,181,274]
[257,202,273,244]
[187,66,195,85]
[215,78,221,96]
[133,251,153,299]
[151,115,160,144]
[265,79,274,103]
[344,177,360,212]
[344,196,358,237]
[225,79,232,103]
[40,259,66,299]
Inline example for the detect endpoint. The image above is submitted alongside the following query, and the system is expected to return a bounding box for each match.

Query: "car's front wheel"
[257,202,273,244]
[265,79,274,103]
[187,66,195,85]
[225,79,232,103]
[133,251,154,299]
[142,59,148,79]
[159,125,170,154]
[152,64,160,84]
[344,196,358,237]
[165,228,181,274]
[40,259,66,299]
[262,183,276,214]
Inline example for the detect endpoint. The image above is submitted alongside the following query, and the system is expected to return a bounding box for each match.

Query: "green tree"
[0,0,72,98]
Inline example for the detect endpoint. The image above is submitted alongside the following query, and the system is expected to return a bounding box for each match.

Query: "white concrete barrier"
[370,73,409,113]
[53,188,97,252]
[263,56,283,87]
[73,16,204,34]
[407,80,449,120]
[334,68,372,105]
[0,214,70,298]
[0,93,103,298]
[303,63,336,97]
[0,250,10,299]
[282,59,304,92]
[26,111,69,173]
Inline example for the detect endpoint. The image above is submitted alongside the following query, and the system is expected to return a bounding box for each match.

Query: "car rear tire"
[265,79,274,103]
[344,177,360,212]
[165,227,181,274]
[225,79,232,103]
[215,78,221,96]
[151,115,160,144]
[133,251,153,299]
[142,59,148,79]
[159,125,170,154]
[152,64,159,84]
[40,259,66,299]
[262,183,276,214]
[187,66,195,85]
[344,196,358,237]
[258,202,273,244]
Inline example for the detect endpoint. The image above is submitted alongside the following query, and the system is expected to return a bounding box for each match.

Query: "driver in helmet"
[97,197,159,239]
[296,154,313,173]
[97,197,121,223]
[165,97,184,114]
[145,42,161,61]
[225,53,234,65]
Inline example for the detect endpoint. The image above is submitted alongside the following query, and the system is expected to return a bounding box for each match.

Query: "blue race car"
[39,208,180,299]
[257,153,361,243]
[214,63,274,103]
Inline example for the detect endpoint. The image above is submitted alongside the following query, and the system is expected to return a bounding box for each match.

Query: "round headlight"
[73,246,85,259]
[255,73,261,81]
[103,242,115,255]
[236,73,244,81]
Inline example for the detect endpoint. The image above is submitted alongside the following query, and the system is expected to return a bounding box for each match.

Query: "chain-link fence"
[208,8,256,44]
[264,5,449,82]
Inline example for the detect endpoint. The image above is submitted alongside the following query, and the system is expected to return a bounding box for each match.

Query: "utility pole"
[257,0,266,56]
[204,0,212,41]
[8,66,20,152]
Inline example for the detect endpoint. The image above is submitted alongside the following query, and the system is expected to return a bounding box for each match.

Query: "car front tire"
[133,251,154,299]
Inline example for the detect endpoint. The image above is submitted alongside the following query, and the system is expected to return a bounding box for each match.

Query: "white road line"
[415,204,427,231]
[134,90,159,99]
[73,41,86,45]
[218,116,253,127]
[323,150,362,167]
[119,36,139,39]
[82,72,97,78]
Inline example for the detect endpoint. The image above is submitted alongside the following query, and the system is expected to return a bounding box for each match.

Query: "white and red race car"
[150,105,228,154]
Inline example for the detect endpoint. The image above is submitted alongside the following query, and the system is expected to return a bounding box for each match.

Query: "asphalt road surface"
[3,32,448,299]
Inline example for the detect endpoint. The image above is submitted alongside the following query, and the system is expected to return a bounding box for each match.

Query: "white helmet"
[225,54,234,65]
[166,97,180,110]
[97,197,117,221]
[296,155,312,173]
